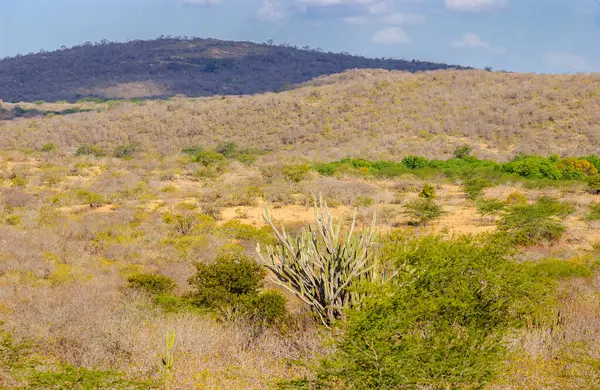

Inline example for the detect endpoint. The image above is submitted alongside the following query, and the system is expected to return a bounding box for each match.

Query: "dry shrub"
[1,188,38,209]
[304,177,378,206]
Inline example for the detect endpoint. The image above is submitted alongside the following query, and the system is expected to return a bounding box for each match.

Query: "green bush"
[418,183,436,199]
[453,144,473,159]
[318,233,555,389]
[182,144,204,156]
[127,273,177,295]
[476,198,505,218]
[194,150,226,168]
[75,144,105,157]
[497,197,574,245]
[220,220,276,245]
[505,191,528,206]
[5,215,21,226]
[587,175,600,195]
[187,251,266,307]
[500,155,562,180]
[113,143,140,159]
[404,198,444,226]
[40,143,57,152]
[402,155,429,169]
[282,164,311,183]
[463,177,491,200]
[232,290,287,326]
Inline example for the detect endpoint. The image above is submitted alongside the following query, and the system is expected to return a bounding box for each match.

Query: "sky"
[0,0,599,73]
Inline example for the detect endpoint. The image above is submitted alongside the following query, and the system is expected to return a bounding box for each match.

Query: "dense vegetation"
[0,37,465,102]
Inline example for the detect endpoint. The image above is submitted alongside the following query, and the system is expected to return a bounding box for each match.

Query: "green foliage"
[187,251,266,308]
[24,364,156,390]
[113,143,140,159]
[127,272,177,295]
[585,202,600,221]
[587,175,600,195]
[404,198,444,226]
[500,155,562,180]
[75,144,106,157]
[476,198,505,218]
[5,215,21,226]
[463,176,491,200]
[282,164,311,183]
[232,290,288,326]
[318,233,561,390]
[402,155,428,169]
[505,191,528,206]
[39,143,57,152]
[214,142,263,165]
[182,144,204,155]
[453,144,473,159]
[418,183,436,199]
[194,150,227,168]
[498,196,575,245]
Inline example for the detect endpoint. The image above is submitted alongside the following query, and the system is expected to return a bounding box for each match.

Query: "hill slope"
[1,69,599,160]
[0,37,466,102]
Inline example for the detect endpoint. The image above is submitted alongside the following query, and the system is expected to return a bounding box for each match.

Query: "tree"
[404,198,445,227]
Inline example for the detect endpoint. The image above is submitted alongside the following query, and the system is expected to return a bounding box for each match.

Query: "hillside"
[0,37,466,103]
[1,69,600,160]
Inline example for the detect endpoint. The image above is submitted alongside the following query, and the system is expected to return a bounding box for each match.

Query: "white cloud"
[368,1,393,15]
[343,16,370,24]
[444,0,507,12]
[382,12,426,25]
[372,27,411,44]
[299,0,379,6]
[545,51,587,72]
[257,0,285,21]
[182,0,221,5]
[451,32,490,48]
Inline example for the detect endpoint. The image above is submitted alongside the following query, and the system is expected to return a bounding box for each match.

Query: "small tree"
[404,198,445,227]
[419,183,436,200]
[453,144,472,159]
[257,194,379,326]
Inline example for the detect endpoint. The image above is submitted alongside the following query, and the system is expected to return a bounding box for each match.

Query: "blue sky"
[0,0,598,73]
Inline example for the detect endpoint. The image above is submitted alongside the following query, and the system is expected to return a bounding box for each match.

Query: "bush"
[404,198,444,226]
[75,144,105,157]
[187,251,266,308]
[453,144,473,159]
[282,164,311,183]
[182,144,203,155]
[318,233,555,389]
[194,150,226,168]
[497,197,574,245]
[505,191,528,206]
[40,143,57,152]
[587,175,600,195]
[476,198,505,219]
[418,183,436,200]
[463,177,491,200]
[231,290,287,326]
[113,143,140,159]
[558,158,598,177]
[402,155,429,169]
[127,273,177,295]
[500,155,561,180]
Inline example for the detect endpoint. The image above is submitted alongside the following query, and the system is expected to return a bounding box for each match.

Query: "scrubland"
[2,69,600,389]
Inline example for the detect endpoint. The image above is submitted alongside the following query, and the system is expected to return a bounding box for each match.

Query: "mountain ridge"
[0,37,469,103]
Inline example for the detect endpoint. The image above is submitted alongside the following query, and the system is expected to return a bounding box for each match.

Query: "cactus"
[257,194,378,326]
[162,329,176,390]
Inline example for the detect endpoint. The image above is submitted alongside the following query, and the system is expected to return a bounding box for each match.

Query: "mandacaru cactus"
[257,193,378,326]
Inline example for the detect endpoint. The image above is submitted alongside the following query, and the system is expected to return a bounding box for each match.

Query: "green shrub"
[352,196,374,208]
[282,164,311,183]
[182,144,204,156]
[497,197,574,245]
[232,290,287,326]
[402,155,429,169]
[500,155,562,180]
[187,251,266,307]
[75,144,105,157]
[318,233,554,389]
[220,220,276,245]
[5,215,21,226]
[558,158,598,177]
[25,364,156,390]
[463,177,491,200]
[453,144,473,159]
[418,183,436,199]
[215,141,239,158]
[476,198,505,218]
[587,175,600,195]
[506,191,528,206]
[113,143,140,159]
[585,202,600,221]
[194,150,226,168]
[40,143,57,152]
[404,198,444,226]
[126,273,176,295]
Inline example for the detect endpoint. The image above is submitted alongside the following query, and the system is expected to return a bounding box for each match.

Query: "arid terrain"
[2,68,600,389]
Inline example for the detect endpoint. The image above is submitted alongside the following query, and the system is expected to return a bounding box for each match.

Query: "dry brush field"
[1,69,600,389]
